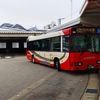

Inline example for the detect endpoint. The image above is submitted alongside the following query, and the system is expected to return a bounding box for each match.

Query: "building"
[0,27,43,54]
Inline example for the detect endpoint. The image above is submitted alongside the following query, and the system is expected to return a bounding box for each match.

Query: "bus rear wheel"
[54,58,61,71]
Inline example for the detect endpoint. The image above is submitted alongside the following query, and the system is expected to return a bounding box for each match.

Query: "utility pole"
[70,0,72,20]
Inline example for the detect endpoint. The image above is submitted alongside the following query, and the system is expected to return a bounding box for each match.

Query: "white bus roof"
[27,30,64,41]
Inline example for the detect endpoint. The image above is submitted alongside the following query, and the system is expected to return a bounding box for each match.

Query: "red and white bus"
[26,26,100,71]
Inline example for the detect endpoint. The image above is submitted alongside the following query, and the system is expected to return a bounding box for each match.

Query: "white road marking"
[8,70,57,100]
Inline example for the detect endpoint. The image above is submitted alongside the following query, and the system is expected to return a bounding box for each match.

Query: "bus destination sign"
[72,28,100,34]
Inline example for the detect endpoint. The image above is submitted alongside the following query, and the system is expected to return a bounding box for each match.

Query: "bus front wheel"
[54,58,61,71]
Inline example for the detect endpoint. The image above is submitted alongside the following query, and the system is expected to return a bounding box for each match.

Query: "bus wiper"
[87,49,98,54]
[80,47,86,56]
[80,52,84,56]
[80,50,85,56]
[94,50,98,54]
[80,48,86,56]
[93,43,99,54]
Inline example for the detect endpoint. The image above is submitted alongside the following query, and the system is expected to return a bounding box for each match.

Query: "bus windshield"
[70,35,100,52]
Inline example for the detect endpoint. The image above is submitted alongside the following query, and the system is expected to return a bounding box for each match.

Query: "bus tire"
[54,58,61,71]
[32,56,35,63]
[98,69,100,75]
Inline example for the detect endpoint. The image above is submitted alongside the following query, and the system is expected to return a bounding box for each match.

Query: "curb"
[81,73,100,100]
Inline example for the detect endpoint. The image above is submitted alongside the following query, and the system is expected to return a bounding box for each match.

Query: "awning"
[80,0,100,26]
[46,0,100,33]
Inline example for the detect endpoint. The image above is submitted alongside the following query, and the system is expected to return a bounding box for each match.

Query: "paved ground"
[0,56,89,100]
[0,56,55,100]
[20,71,88,100]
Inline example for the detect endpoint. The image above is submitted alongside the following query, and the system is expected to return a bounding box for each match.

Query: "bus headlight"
[74,62,82,66]
[97,61,100,64]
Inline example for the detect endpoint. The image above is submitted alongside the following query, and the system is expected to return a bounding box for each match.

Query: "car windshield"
[70,35,100,52]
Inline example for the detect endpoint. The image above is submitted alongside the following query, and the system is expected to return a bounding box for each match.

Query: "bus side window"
[46,39,51,51]
[34,40,41,51]
[27,42,30,50]
[41,39,51,51]
[51,36,61,52]
[41,40,44,51]
[35,42,37,50]
[30,41,34,50]
[63,35,69,52]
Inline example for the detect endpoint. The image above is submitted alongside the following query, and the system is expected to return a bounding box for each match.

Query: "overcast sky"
[0,0,85,29]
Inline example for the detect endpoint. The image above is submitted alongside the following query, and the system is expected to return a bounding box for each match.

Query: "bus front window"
[84,36,100,52]
[92,36,100,52]
[70,36,87,52]
[70,35,100,52]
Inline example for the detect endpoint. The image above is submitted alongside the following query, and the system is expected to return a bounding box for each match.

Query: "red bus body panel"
[26,50,100,71]
[60,56,71,71]
[69,52,100,71]
[26,50,32,61]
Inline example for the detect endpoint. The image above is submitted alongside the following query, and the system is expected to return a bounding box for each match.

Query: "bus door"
[41,39,51,65]
[50,36,61,66]
[62,35,70,70]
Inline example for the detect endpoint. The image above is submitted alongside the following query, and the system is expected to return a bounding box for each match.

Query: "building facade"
[0,28,43,54]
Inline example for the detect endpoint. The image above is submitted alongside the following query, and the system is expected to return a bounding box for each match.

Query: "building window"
[12,42,19,48]
[0,43,6,48]
[24,42,27,48]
